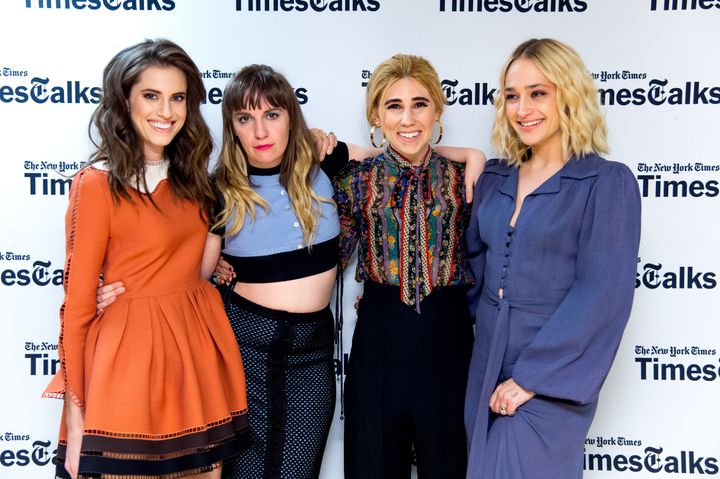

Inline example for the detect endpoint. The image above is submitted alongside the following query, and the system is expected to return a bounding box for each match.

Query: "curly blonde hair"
[492,38,608,166]
[213,64,328,242]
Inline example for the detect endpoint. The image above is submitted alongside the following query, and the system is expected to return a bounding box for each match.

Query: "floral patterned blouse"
[334,146,471,311]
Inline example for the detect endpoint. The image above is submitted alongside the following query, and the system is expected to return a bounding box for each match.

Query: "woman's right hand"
[96,279,125,315]
[213,257,235,286]
[64,397,84,479]
[309,128,337,161]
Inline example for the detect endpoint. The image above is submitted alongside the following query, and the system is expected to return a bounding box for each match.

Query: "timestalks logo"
[599,79,720,106]
[203,86,308,105]
[232,0,380,12]
[635,356,719,382]
[636,261,716,289]
[439,0,588,13]
[0,439,55,467]
[636,174,719,198]
[442,79,496,106]
[26,353,60,376]
[0,77,101,104]
[25,172,73,196]
[0,260,63,287]
[24,0,175,11]
[1,76,301,106]
[651,0,720,11]
[25,342,61,376]
[584,446,718,474]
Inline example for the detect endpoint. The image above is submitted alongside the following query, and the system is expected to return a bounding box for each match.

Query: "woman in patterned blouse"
[335,54,476,479]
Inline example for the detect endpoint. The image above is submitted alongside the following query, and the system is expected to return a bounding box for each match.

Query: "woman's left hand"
[310,128,337,161]
[489,378,535,416]
[213,257,235,286]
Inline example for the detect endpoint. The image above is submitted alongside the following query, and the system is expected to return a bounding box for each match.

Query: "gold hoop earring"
[370,125,386,149]
[434,119,444,145]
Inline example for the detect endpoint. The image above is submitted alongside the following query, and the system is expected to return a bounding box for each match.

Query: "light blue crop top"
[223,167,340,257]
[212,142,349,283]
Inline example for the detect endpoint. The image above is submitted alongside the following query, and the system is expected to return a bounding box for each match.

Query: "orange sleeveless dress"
[44,167,249,478]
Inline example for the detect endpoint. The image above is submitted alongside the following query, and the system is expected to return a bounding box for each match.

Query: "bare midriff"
[233,267,336,313]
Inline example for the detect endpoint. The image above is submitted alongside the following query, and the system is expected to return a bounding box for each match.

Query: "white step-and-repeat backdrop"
[1,1,718,477]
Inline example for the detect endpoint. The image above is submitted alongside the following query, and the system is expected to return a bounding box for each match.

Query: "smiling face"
[375,77,439,165]
[231,98,290,169]
[504,58,562,156]
[127,65,187,162]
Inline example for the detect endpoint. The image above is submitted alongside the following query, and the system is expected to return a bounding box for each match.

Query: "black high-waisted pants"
[222,291,336,479]
[344,282,473,479]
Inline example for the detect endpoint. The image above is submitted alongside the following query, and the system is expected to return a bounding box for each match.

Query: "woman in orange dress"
[43,39,249,479]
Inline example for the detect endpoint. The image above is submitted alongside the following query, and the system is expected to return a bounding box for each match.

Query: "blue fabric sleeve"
[512,161,641,405]
[465,176,488,323]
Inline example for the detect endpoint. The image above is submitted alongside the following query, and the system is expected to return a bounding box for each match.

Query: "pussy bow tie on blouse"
[385,146,435,311]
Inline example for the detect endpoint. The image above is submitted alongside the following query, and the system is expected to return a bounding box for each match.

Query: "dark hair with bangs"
[220,64,319,181]
[213,64,328,240]
[88,38,214,217]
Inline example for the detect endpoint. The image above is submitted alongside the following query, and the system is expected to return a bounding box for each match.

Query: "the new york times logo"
[0,434,54,467]
[24,0,175,11]
[636,260,716,289]
[585,445,718,474]
[23,160,82,196]
[635,345,718,382]
[25,342,60,376]
[0,254,63,286]
[2,67,28,78]
[635,162,719,198]
[232,0,380,12]
[651,0,720,11]
[439,0,588,13]
[598,79,720,106]
[0,76,101,104]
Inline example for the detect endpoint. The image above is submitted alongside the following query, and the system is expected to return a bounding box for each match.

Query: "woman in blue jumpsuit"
[464,38,642,478]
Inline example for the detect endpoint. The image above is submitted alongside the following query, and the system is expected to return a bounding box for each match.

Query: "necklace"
[145,158,166,166]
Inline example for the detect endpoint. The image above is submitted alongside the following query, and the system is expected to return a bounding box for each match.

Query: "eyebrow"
[140,88,186,95]
[234,106,281,115]
[384,96,430,106]
[505,83,550,91]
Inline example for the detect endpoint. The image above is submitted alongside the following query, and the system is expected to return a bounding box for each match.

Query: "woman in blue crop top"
[208,64,345,479]
[97,63,485,479]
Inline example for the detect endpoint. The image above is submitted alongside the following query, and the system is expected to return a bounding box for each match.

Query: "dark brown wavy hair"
[88,38,214,217]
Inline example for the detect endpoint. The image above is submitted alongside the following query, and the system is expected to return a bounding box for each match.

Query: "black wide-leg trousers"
[344,282,473,479]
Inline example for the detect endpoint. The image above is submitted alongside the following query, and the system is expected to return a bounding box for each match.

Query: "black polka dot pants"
[222,291,336,479]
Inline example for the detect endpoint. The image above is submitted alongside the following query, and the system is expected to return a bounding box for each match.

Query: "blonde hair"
[365,54,445,126]
[213,65,328,242]
[492,38,608,166]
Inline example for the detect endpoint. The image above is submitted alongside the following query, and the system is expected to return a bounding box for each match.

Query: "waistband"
[362,281,469,312]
